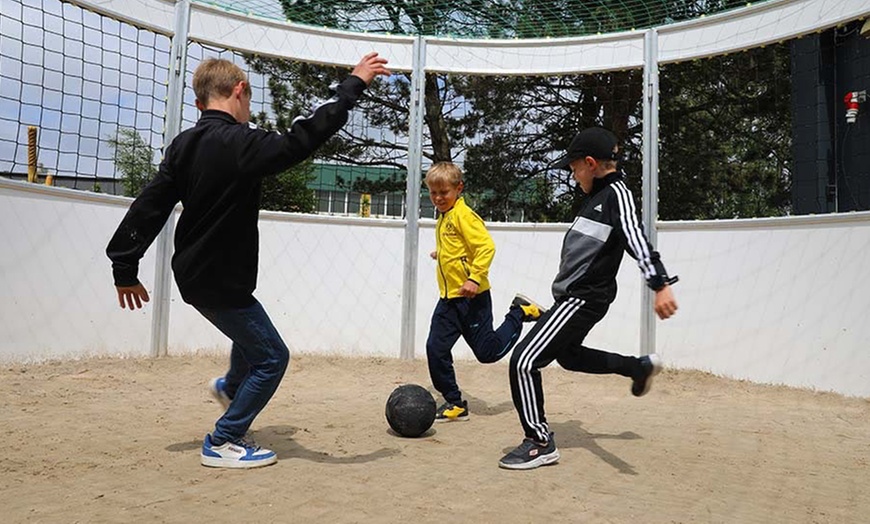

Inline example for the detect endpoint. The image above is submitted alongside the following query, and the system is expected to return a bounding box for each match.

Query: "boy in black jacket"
[106,53,390,468]
[499,127,679,470]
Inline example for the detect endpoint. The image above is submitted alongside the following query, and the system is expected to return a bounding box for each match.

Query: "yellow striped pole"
[27,126,38,183]
[360,193,372,217]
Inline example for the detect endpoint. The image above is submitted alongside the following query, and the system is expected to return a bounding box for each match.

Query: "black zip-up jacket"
[106,76,367,308]
[552,170,669,304]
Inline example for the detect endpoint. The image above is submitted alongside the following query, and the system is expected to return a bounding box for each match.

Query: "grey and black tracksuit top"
[106,76,367,309]
[552,170,669,305]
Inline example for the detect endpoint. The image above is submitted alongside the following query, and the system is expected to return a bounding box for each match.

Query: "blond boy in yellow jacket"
[425,162,546,422]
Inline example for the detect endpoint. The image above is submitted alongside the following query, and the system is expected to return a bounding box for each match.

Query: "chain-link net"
[5,1,868,219]
[2,0,870,400]
[199,0,766,38]
[433,69,644,223]
[659,44,793,220]
[659,19,870,218]
[0,0,170,194]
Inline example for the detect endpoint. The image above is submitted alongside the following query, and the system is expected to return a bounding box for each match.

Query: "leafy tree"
[248,9,631,221]
[251,0,791,222]
[260,161,317,213]
[335,172,406,195]
[658,45,792,219]
[454,71,644,221]
[249,110,318,213]
[108,128,157,197]
[257,1,649,221]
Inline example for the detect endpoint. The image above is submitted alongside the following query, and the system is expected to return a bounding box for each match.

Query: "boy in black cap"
[498,127,679,470]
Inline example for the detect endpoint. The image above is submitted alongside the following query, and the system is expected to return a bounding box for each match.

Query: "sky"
[0,0,279,181]
[0,0,404,186]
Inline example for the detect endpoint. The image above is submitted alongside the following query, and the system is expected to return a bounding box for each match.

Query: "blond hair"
[425,162,463,188]
[192,58,250,107]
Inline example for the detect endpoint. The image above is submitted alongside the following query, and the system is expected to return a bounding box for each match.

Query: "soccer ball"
[385,384,436,438]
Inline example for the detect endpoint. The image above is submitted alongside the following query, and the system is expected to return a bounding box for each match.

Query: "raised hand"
[351,52,391,86]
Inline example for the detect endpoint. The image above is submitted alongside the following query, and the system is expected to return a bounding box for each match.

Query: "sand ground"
[1,353,868,523]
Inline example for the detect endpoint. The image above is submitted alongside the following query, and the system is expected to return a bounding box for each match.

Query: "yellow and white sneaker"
[511,294,548,322]
[435,400,469,422]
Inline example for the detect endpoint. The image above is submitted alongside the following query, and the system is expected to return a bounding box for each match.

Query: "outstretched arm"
[236,53,391,178]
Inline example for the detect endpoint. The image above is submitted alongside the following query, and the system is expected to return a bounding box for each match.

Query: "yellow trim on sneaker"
[437,404,468,420]
[521,304,541,320]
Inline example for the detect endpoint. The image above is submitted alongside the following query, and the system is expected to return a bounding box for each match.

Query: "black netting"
[0,0,170,193]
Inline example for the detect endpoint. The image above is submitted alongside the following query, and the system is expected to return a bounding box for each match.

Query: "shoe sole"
[635,353,663,397]
[201,454,277,469]
[498,449,561,470]
[435,415,470,423]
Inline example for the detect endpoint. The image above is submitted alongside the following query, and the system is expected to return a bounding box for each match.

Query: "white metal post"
[400,36,426,359]
[640,28,660,357]
[150,0,191,358]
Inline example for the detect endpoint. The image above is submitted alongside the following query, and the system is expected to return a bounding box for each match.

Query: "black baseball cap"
[553,127,620,171]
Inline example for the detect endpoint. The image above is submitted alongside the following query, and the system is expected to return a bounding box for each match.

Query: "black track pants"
[508,297,644,442]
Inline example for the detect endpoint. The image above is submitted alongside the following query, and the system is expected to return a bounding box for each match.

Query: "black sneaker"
[498,434,560,470]
[435,400,469,422]
[631,354,663,397]
[511,293,547,322]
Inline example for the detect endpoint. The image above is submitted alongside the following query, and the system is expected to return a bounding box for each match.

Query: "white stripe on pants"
[512,297,585,442]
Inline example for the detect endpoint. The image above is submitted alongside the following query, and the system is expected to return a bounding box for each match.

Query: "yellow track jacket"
[434,197,495,299]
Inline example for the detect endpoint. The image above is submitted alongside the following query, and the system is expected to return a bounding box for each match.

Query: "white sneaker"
[200,434,277,469]
[209,377,232,411]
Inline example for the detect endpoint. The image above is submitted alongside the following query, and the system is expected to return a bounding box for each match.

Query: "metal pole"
[150,0,191,358]
[640,28,660,357]
[399,36,426,359]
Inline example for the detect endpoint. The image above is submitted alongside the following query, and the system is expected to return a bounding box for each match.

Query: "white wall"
[0,180,155,360]
[167,212,408,357]
[657,216,870,397]
[2,179,869,397]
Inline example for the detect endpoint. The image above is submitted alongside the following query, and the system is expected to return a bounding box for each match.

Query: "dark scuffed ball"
[385,384,436,438]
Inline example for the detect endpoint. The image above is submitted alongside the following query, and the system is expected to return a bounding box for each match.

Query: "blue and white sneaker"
[200,434,277,469]
[209,377,232,411]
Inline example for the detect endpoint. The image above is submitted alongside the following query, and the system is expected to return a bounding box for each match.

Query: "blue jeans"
[426,290,524,404]
[195,299,290,444]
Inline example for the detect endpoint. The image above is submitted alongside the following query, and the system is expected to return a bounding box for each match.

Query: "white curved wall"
[69,0,870,74]
[167,211,409,356]
[187,6,416,69]
[0,180,156,360]
[657,215,870,397]
[3,179,869,397]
